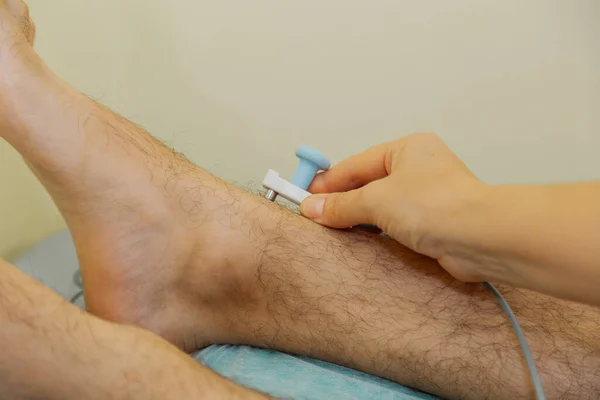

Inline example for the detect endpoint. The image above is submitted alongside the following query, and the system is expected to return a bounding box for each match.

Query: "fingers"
[301,187,374,229]
[308,142,392,194]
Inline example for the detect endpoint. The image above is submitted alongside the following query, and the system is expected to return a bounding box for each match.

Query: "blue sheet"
[196,345,438,399]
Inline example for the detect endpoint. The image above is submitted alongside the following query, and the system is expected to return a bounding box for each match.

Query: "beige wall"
[1,0,599,257]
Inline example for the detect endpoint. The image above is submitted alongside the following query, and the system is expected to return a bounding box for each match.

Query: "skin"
[302,135,600,306]
[0,2,599,399]
[0,259,265,399]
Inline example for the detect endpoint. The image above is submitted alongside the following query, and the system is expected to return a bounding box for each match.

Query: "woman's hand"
[301,133,487,281]
[303,133,600,306]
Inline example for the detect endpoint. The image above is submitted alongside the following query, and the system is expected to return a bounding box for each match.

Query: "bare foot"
[10,88,272,350]
[0,4,268,351]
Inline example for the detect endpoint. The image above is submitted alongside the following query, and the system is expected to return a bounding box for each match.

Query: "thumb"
[300,189,373,229]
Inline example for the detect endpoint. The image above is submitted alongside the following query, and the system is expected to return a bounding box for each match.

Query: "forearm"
[0,260,263,400]
[447,183,600,305]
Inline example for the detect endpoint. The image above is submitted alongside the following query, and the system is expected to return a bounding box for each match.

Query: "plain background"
[0,0,598,258]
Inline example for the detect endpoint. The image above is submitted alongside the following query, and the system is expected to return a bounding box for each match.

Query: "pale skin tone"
[302,135,600,306]
[0,260,265,400]
[0,2,599,399]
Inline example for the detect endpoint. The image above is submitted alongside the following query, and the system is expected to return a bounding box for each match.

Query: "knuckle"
[402,132,445,157]
[324,195,341,222]
[356,187,370,207]
[413,132,439,142]
[356,188,375,220]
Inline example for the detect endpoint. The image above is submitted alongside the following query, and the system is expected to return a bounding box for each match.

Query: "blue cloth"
[196,345,439,400]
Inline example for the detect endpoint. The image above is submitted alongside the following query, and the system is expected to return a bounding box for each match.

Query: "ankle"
[77,171,270,348]
[183,187,305,346]
[178,184,274,343]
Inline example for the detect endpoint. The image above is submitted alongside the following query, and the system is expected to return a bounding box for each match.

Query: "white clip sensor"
[263,146,331,206]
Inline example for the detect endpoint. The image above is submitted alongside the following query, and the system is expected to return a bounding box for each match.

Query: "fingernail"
[302,196,325,220]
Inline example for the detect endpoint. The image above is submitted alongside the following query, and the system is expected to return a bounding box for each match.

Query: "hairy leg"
[1,8,599,400]
[0,258,265,400]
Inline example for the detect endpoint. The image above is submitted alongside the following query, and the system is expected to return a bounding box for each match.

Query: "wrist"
[439,184,536,285]
[436,183,512,282]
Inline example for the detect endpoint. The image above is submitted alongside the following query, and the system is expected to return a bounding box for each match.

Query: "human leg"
[1,7,599,400]
[0,258,264,399]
